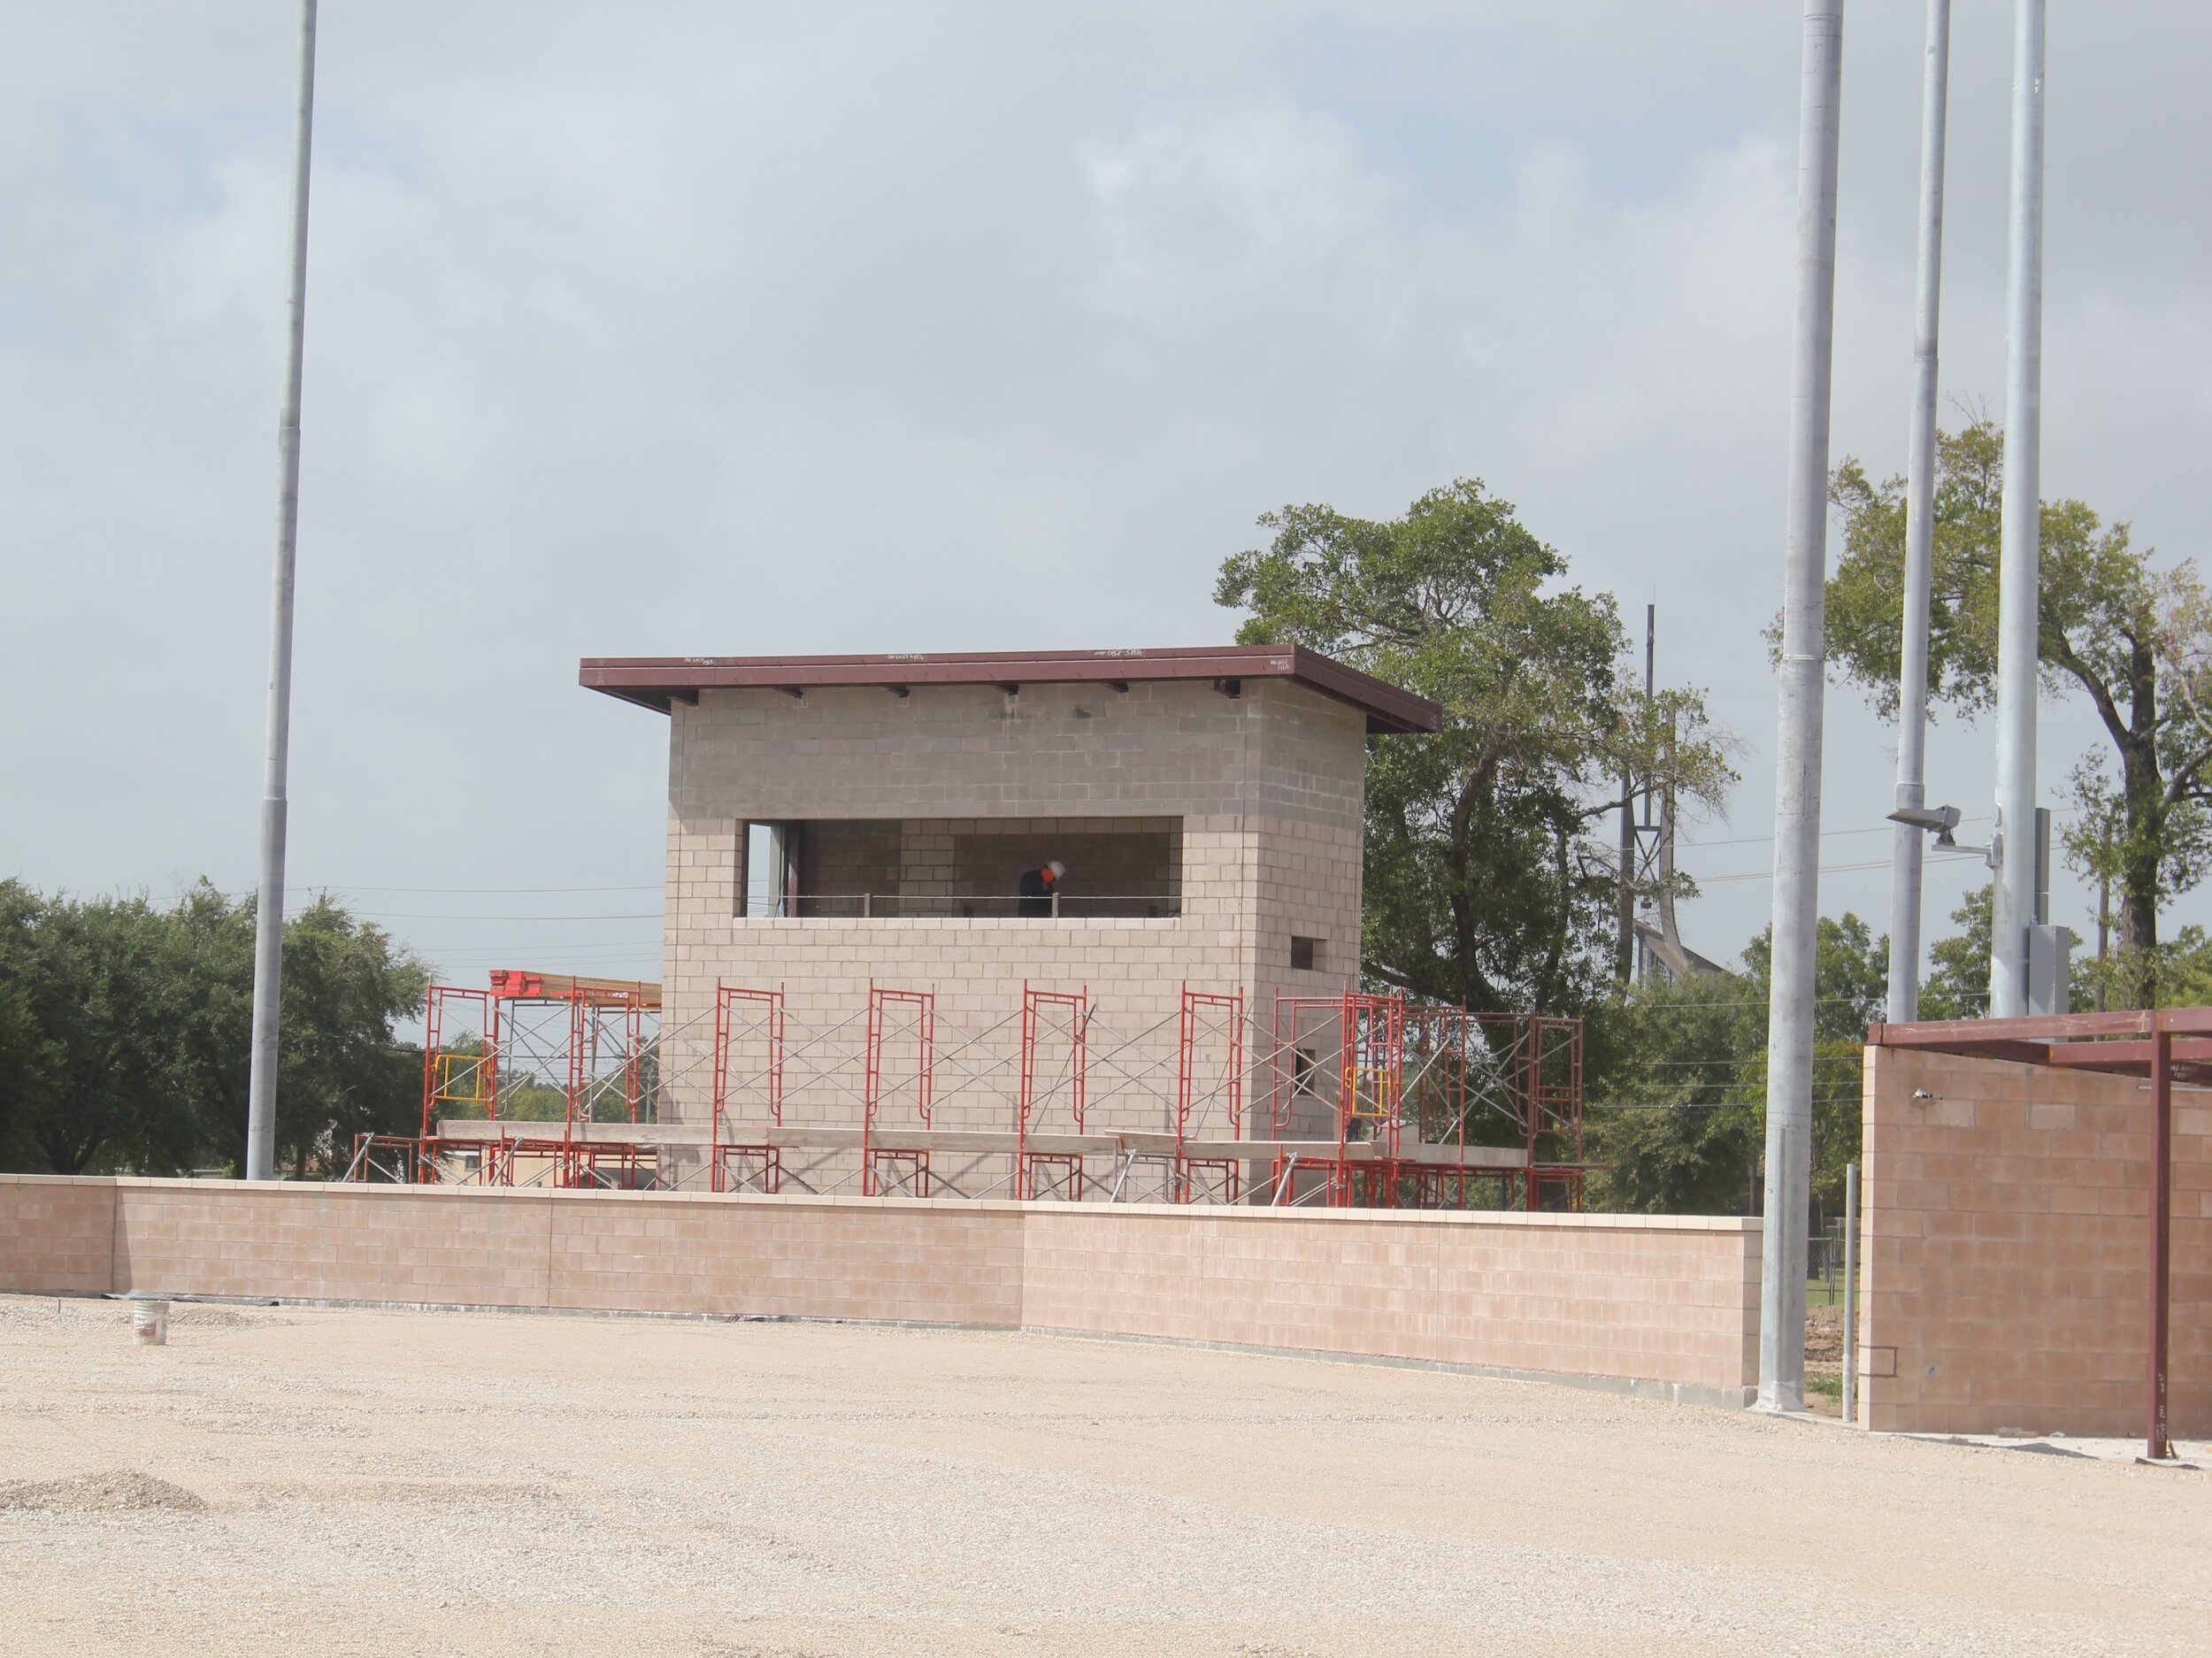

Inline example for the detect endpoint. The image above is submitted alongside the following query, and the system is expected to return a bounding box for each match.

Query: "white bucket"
[131,1301,170,1347]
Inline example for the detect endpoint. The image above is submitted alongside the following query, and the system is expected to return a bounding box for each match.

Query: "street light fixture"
[1887,803,1991,860]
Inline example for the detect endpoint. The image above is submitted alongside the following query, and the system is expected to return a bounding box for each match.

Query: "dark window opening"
[1290,935,1321,971]
[736,817,1182,918]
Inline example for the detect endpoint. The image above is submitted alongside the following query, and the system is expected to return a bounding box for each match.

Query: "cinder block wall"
[0,1176,1758,1405]
[1861,1045,2211,1435]
[0,1176,114,1294]
[1020,1208,1759,1395]
[658,678,1366,1146]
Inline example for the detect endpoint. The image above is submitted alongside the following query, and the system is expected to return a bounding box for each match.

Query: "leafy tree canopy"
[1586,914,1886,1216]
[1217,480,1735,1013]
[1823,418,2212,1002]
[0,879,426,1176]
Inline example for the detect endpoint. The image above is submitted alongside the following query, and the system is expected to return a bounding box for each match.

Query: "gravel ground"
[1,1292,2206,1657]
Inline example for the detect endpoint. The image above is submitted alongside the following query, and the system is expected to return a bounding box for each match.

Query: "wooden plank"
[431,1121,1526,1169]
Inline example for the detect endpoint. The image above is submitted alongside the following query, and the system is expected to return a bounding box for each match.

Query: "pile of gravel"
[0,1470,207,1514]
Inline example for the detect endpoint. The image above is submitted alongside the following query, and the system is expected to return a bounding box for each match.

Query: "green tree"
[151,884,428,1177]
[1217,480,1735,1013]
[1918,886,1993,1020]
[0,982,59,1171]
[1583,973,1763,1214]
[1824,418,2211,1004]
[0,881,201,1174]
[267,896,428,1174]
[0,879,426,1177]
[1586,914,1886,1215]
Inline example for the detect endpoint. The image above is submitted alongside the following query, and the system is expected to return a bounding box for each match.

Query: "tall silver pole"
[1886,0,1952,1025]
[245,0,319,1182]
[1759,0,1845,1416]
[1988,0,2046,1019]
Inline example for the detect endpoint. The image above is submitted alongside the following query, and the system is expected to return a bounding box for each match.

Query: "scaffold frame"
[376,968,1593,1209]
[863,984,936,1197]
[1017,983,1088,1201]
[712,984,786,1194]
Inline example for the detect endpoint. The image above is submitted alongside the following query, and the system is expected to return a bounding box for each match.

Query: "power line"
[1686,849,1990,886]
[1587,1096,1862,1110]
[1677,803,2078,852]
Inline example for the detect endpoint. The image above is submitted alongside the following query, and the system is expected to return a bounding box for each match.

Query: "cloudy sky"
[4,1,2208,999]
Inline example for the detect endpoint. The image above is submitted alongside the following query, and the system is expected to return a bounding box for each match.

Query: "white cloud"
[3,1,2208,983]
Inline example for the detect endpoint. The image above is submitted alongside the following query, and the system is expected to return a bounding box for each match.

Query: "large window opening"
[740,822,795,918]
[737,817,1181,918]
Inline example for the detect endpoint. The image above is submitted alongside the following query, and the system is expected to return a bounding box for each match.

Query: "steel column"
[1887,0,1953,1024]
[2148,1026,2172,1460]
[244,0,319,1181]
[1760,0,1846,1415]
[1988,0,2047,1017]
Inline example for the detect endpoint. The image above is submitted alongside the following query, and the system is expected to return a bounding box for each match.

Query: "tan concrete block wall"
[0,1178,1756,1401]
[546,1197,1023,1323]
[1020,1208,1758,1397]
[670,678,1364,833]
[1861,1046,2212,1436]
[111,1181,559,1306]
[653,678,1369,1144]
[0,1175,114,1293]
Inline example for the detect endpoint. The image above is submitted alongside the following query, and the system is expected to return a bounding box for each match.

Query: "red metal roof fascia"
[1279,646,1443,733]
[1869,1008,2212,1047]
[2042,1039,2212,1083]
[1872,1036,2055,1067]
[577,645,1442,733]
[1865,1009,2212,1074]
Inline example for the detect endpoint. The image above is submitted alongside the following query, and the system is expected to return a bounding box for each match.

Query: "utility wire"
[1589,1096,1862,1110]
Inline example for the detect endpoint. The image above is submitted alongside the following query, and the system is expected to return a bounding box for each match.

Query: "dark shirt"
[1017,867,1058,917]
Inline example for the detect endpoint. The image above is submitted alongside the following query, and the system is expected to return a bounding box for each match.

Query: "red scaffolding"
[1173,986,1244,1201]
[373,967,1591,1210]
[862,984,935,1197]
[1016,983,1088,1200]
[711,984,785,1194]
[1267,993,1586,1211]
[402,971,661,1189]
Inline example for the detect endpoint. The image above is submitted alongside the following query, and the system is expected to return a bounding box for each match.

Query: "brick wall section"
[0,1176,114,1293]
[0,1176,1755,1402]
[1861,1045,2212,1435]
[1020,1208,1760,1398]
[546,1198,1023,1324]
[111,1181,558,1306]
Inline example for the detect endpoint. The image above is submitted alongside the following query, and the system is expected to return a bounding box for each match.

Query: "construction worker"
[1017,860,1066,917]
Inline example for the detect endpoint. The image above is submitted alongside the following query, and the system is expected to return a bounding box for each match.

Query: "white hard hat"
[1046,861,1066,879]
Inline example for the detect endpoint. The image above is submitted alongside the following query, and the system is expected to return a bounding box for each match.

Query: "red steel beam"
[1870,1007,2212,1047]
[2149,1029,2173,1462]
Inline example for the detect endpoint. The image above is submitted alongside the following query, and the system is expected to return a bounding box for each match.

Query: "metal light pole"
[1886,0,1952,1025]
[1988,0,2046,1018]
[1761,0,1846,1415]
[245,0,319,1181]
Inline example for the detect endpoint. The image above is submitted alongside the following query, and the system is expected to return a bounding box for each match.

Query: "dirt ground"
[1,1293,2206,1657]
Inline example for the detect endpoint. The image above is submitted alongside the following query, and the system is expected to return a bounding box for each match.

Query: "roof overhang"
[578,645,1442,734]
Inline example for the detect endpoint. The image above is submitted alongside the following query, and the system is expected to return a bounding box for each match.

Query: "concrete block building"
[581,645,1439,1182]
